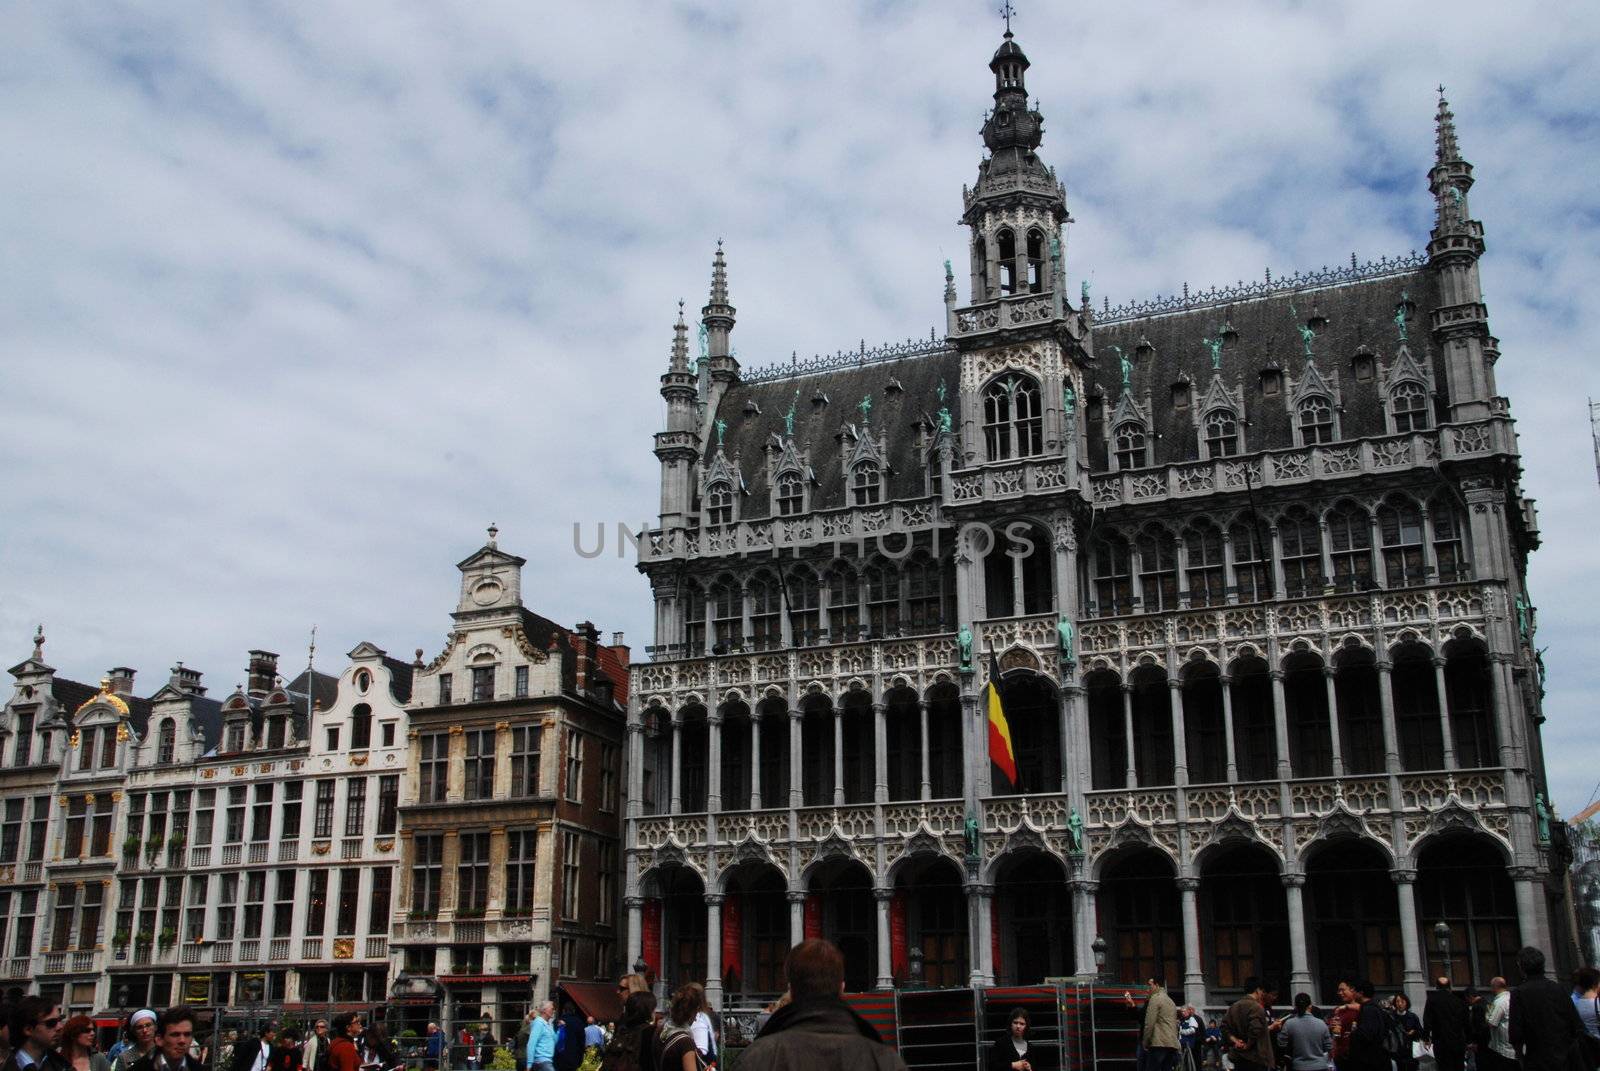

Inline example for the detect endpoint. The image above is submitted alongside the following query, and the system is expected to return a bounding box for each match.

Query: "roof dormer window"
[706,482,734,527]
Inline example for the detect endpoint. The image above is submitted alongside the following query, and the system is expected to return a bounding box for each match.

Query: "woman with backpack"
[599,993,656,1071]
[655,986,705,1071]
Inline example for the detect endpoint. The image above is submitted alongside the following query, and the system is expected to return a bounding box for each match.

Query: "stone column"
[1433,657,1458,769]
[1510,866,1550,955]
[1377,661,1402,774]
[627,720,646,819]
[704,894,724,1010]
[970,883,994,986]
[1122,684,1138,788]
[1323,668,1345,777]
[962,691,979,802]
[787,890,805,947]
[1393,868,1426,1007]
[1179,877,1204,1007]
[1488,655,1519,769]
[1222,531,1239,604]
[1283,873,1313,995]
[1071,879,1099,977]
[625,896,644,967]
[874,888,894,989]
[918,701,932,801]
[670,715,683,815]
[487,827,509,911]
[1220,675,1239,782]
[1169,679,1188,786]
[1270,669,1292,779]
[832,706,846,806]
[1270,525,1286,599]
[873,702,889,805]
[447,726,467,802]
[1318,520,1335,587]
[789,709,804,808]
[749,713,763,811]
[707,713,723,813]
[1419,506,1439,579]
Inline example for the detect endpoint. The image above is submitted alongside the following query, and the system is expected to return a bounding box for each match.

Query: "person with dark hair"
[1424,977,1469,1071]
[0,1002,14,1069]
[1572,965,1600,1041]
[227,1022,276,1071]
[553,1002,586,1071]
[1339,981,1388,1071]
[1390,994,1422,1071]
[1138,980,1179,1071]
[1279,994,1330,1071]
[738,939,907,1070]
[1510,947,1586,1071]
[1223,979,1277,1071]
[268,1031,301,1071]
[126,1008,202,1071]
[599,991,655,1071]
[324,1016,361,1071]
[989,1007,1038,1071]
[362,1022,398,1071]
[4,998,67,1071]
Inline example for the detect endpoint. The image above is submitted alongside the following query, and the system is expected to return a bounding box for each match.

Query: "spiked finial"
[710,239,729,306]
[1435,86,1461,166]
[669,301,691,372]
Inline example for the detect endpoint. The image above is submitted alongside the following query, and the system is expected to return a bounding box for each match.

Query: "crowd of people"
[1,942,1596,1071]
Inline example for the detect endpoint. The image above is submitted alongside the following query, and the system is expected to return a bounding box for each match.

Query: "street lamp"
[1092,936,1108,984]
[1432,921,1452,981]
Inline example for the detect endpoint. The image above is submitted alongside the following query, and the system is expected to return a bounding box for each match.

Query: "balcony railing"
[270,938,290,961]
[302,938,323,960]
[4,958,29,978]
[43,953,65,973]
[365,937,387,959]
[181,945,201,965]
[222,845,241,866]
[248,842,269,864]
[278,842,298,863]
[341,838,362,860]
[211,942,232,964]
[190,847,210,867]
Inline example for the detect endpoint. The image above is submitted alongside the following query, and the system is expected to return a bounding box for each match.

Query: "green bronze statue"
[944,258,953,282]
[1394,302,1408,343]
[858,394,873,422]
[958,625,974,673]
[1535,793,1552,846]
[1081,279,1090,308]
[1067,808,1084,854]
[1062,382,1076,416]
[1515,594,1531,643]
[1202,335,1223,371]
[1289,303,1316,358]
[938,406,953,435]
[1057,616,1075,662]
[963,811,980,860]
[714,418,727,447]
[1118,347,1133,390]
[783,389,799,437]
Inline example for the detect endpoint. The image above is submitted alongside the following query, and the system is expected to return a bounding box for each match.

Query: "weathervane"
[999,0,1016,34]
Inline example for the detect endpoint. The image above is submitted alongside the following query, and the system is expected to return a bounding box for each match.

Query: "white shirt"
[690,1012,715,1057]
[1485,990,1513,1059]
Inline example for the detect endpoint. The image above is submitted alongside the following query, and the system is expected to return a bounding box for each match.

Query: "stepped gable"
[1089,265,1436,469]
[706,348,960,519]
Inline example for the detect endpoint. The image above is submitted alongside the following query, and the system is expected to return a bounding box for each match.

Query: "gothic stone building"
[625,30,1556,1011]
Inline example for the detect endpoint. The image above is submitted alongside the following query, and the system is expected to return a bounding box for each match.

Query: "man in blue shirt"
[524,1003,556,1071]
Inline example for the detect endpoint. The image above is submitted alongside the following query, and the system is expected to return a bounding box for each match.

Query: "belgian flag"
[986,651,1019,792]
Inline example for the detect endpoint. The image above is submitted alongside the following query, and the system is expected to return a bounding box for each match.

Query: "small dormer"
[455,525,526,615]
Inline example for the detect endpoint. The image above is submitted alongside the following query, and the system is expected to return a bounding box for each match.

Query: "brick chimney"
[609,633,630,670]
[247,650,279,698]
[573,622,601,694]
[106,667,137,696]
[169,663,205,696]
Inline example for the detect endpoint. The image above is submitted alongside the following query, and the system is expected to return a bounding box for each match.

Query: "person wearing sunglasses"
[2,998,68,1071]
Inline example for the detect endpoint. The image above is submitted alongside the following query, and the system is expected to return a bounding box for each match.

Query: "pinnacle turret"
[668,300,691,374]
[1435,88,1461,166]
[702,239,738,383]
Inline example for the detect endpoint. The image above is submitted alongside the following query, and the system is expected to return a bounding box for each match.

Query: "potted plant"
[122,835,142,857]
[112,929,131,948]
[158,927,177,949]
[146,835,165,859]
[134,928,153,947]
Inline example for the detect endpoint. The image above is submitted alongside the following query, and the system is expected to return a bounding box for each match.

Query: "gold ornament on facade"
[258,763,273,774]
[75,680,129,716]
[333,938,355,959]
[111,791,123,801]
[449,725,464,735]
[69,731,81,748]
[495,721,510,731]
[351,754,368,766]
[232,766,247,776]
[201,769,217,779]
[375,839,394,852]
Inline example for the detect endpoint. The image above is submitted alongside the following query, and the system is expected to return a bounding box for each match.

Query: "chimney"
[572,623,599,694]
[107,667,137,696]
[610,634,630,670]
[247,650,279,698]
[169,663,206,696]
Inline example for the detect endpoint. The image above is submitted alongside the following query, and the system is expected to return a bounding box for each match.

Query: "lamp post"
[1092,936,1108,984]
[1432,921,1452,981]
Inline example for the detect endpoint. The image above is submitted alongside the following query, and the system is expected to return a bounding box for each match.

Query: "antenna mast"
[1591,398,1600,487]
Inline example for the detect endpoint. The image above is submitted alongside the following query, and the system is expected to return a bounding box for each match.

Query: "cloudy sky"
[3,3,1597,811]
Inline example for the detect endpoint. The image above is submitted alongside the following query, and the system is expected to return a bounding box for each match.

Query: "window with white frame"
[506,830,538,913]
[983,375,1044,460]
[565,728,583,803]
[561,831,581,919]
[1298,396,1334,445]
[851,462,881,505]
[1204,409,1239,458]
[1114,422,1148,469]
[776,472,804,516]
[706,482,734,526]
[1391,381,1430,432]
[511,725,541,797]
[464,729,496,800]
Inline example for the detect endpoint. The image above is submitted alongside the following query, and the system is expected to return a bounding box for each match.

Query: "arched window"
[1204,409,1239,458]
[706,482,733,527]
[1431,498,1466,581]
[983,376,1043,460]
[1326,503,1372,592]
[1379,498,1425,587]
[865,562,900,636]
[984,521,1053,617]
[825,564,861,639]
[682,581,707,654]
[1114,422,1147,470]
[157,719,176,765]
[1136,528,1179,612]
[787,567,820,642]
[775,472,803,516]
[1391,381,1430,432]
[997,229,1017,295]
[1230,521,1272,602]
[710,578,743,652]
[350,703,373,750]
[749,573,781,651]
[1299,397,1334,445]
[973,236,990,299]
[905,553,950,633]
[1279,508,1323,597]
[1185,521,1225,608]
[1093,534,1133,616]
[851,462,881,506]
[1026,229,1045,293]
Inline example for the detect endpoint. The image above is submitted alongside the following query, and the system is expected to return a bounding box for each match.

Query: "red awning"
[557,982,623,1027]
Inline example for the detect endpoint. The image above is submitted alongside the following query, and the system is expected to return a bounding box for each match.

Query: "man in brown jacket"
[1140,978,1181,1071]
[739,940,908,1071]
[1223,978,1279,1071]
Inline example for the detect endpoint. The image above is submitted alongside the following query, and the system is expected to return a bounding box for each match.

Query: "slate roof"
[706,349,960,518]
[286,668,340,715]
[50,676,154,736]
[381,656,415,703]
[1089,269,1436,469]
[189,696,224,751]
[596,645,630,706]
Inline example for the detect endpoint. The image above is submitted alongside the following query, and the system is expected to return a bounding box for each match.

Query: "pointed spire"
[669,299,690,373]
[709,239,729,306]
[1435,85,1461,166]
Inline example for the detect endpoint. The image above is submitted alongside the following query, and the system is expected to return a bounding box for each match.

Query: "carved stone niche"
[999,646,1042,673]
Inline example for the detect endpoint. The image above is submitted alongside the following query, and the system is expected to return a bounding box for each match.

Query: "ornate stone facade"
[627,33,1557,1011]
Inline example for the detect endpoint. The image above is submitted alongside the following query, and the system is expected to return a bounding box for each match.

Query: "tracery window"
[1391,381,1430,432]
[710,578,743,652]
[1379,498,1426,587]
[905,554,948,633]
[865,562,901,637]
[1185,521,1226,608]
[826,564,861,639]
[1114,422,1148,470]
[1279,509,1324,597]
[1205,409,1239,458]
[1136,528,1179,612]
[1230,522,1272,602]
[1327,503,1373,591]
[1026,228,1045,293]
[851,462,881,506]
[1299,396,1334,445]
[983,375,1044,460]
[682,581,707,654]
[787,567,820,642]
[706,482,734,527]
[997,228,1017,295]
[775,472,803,516]
[1093,534,1134,616]
[1431,499,1466,581]
[749,573,781,651]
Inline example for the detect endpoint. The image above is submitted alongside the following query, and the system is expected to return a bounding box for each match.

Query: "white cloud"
[2,1,1597,812]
